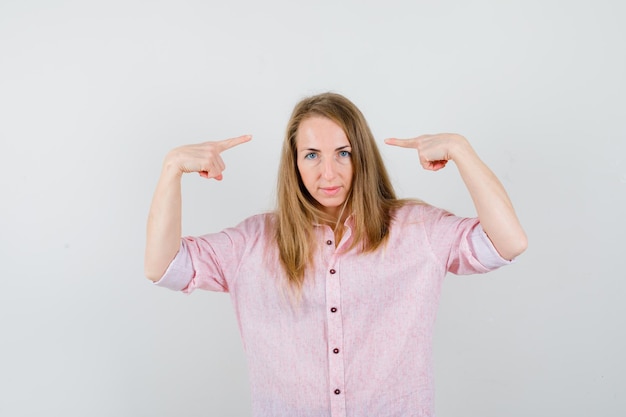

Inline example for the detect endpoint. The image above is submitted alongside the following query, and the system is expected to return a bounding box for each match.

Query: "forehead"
[296,116,350,148]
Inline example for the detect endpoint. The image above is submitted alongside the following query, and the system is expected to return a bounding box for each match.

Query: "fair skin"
[385,134,527,260]
[144,135,252,282]
[145,126,526,282]
[296,116,354,222]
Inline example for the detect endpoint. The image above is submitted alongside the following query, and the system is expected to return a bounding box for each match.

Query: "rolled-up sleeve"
[151,214,269,294]
[468,223,515,270]
[153,240,194,291]
[420,204,513,275]
[152,233,232,294]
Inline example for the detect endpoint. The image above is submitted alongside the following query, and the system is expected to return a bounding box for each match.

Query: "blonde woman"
[145,92,527,417]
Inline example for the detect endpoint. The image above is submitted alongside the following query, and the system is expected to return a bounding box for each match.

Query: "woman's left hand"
[385,132,527,260]
[384,133,470,171]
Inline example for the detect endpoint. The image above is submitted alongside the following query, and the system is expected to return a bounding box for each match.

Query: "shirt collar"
[312,212,355,228]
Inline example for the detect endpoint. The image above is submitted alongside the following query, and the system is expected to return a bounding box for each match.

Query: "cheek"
[342,164,354,182]
[296,161,304,180]
[297,165,315,188]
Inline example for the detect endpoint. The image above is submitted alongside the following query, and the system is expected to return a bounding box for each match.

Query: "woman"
[145,92,527,417]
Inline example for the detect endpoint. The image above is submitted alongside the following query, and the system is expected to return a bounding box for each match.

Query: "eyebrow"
[299,145,352,152]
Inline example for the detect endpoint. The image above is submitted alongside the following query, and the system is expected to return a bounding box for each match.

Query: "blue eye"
[338,150,351,158]
[304,152,318,160]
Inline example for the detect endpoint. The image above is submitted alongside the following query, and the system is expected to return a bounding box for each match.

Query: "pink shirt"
[155,203,511,417]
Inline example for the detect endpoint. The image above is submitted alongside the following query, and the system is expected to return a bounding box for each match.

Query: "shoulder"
[194,212,277,253]
[228,212,276,235]
[390,200,449,225]
[389,201,471,238]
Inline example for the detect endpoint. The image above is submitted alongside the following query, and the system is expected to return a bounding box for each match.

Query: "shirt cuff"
[153,241,194,291]
[469,224,515,269]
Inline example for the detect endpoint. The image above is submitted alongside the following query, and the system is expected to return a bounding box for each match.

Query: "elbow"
[144,262,165,283]
[145,272,162,283]
[501,232,528,261]
[144,247,180,283]
[144,271,161,283]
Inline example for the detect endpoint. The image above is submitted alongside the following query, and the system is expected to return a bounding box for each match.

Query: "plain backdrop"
[1,0,624,416]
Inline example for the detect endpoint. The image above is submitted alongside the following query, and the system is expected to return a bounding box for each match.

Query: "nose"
[321,157,337,180]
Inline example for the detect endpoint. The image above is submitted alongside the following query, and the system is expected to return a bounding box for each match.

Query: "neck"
[332,198,349,242]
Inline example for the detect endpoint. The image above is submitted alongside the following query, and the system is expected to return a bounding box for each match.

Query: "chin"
[317,198,348,215]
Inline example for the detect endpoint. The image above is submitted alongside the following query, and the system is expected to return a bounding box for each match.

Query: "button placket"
[324,229,346,417]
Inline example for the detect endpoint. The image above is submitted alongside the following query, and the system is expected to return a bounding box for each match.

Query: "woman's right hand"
[164,134,252,180]
[145,134,252,282]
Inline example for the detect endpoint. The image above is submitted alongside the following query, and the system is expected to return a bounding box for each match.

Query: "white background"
[1,0,624,416]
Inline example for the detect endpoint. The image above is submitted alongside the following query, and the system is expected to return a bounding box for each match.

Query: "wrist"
[448,134,474,161]
[162,150,185,178]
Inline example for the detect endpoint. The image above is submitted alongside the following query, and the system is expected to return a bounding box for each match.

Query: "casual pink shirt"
[155,203,511,417]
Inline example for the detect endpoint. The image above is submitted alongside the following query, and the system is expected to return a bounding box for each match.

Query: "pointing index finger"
[384,137,418,148]
[218,134,252,151]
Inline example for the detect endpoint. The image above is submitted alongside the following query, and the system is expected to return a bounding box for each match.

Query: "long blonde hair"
[275,92,404,289]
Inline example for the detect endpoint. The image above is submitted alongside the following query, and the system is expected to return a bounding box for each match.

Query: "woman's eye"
[304,152,318,160]
[338,150,351,158]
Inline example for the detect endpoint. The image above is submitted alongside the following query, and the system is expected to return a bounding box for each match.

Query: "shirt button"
[330,269,336,274]
[334,389,341,395]
[333,348,339,354]
[330,307,337,313]
[326,240,332,245]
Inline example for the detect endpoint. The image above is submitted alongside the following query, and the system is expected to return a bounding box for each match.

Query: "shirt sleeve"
[420,204,513,275]
[152,214,267,293]
[153,240,195,291]
[468,223,514,270]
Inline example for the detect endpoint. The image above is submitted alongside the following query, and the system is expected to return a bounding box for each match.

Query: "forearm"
[144,163,184,282]
[143,135,251,281]
[452,138,527,260]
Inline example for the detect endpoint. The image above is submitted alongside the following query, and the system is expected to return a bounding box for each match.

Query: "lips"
[320,186,341,196]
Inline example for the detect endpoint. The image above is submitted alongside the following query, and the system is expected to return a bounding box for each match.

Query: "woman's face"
[296,116,353,219]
